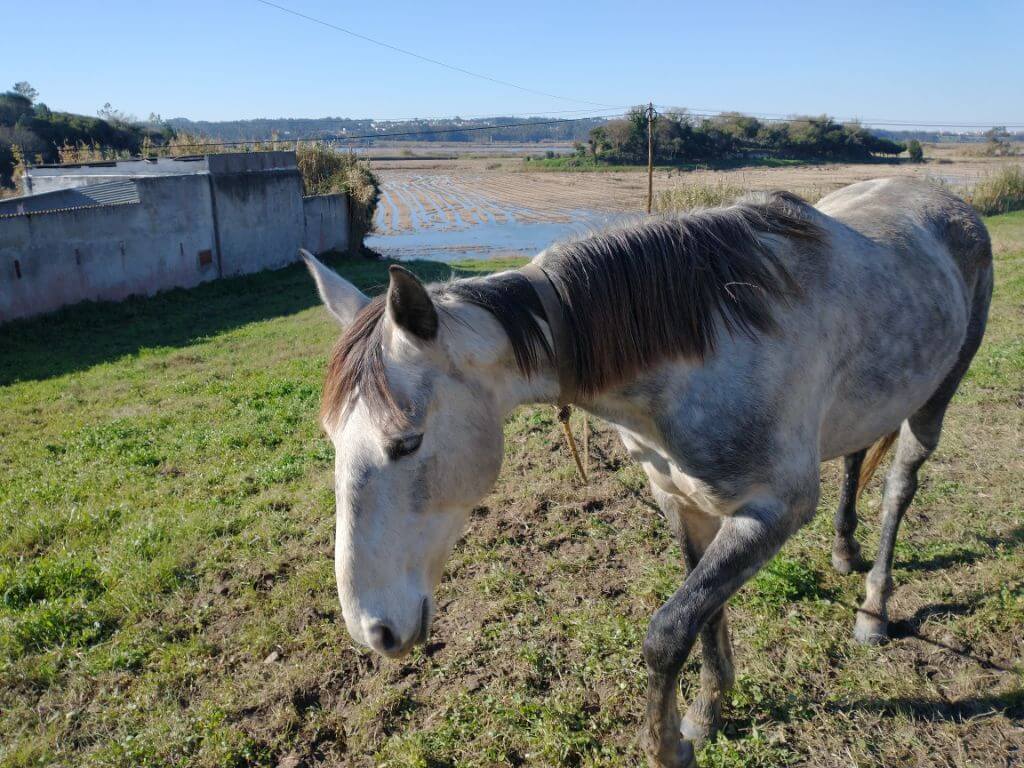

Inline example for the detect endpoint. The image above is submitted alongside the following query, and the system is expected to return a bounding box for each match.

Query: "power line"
[252,0,615,109]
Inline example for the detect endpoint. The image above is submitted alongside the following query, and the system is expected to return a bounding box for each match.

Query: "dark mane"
[322,191,824,422]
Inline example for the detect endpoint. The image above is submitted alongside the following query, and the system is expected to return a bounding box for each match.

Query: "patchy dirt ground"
[0,206,1021,768]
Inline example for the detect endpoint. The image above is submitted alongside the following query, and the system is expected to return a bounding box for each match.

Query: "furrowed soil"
[366,145,1015,234]
[0,203,1021,764]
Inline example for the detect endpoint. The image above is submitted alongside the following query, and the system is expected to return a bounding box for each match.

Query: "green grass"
[0,213,1022,768]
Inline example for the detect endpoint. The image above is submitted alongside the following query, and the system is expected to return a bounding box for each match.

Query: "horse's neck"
[460,296,661,433]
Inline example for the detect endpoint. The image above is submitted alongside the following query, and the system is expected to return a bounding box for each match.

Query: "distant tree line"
[5,84,954,192]
[873,127,1024,144]
[586,108,908,165]
[0,84,171,188]
[167,115,606,144]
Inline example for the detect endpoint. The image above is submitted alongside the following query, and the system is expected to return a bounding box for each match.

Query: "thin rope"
[558,405,588,484]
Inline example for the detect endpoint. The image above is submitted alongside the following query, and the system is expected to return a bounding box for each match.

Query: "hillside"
[166,115,607,144]
[0,89,170,188]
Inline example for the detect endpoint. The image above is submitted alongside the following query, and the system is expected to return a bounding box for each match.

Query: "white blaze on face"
[329,363,503,657]
[303,250,506,658]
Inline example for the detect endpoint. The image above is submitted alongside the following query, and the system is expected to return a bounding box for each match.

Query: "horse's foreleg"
[650,487,733,748]
[831,449,866,574]
[641,498,796,768]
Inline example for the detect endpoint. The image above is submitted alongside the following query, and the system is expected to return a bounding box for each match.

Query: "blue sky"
[7,0,1023,126]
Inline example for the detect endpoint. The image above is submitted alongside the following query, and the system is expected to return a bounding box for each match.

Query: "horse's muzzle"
[365,596,431,659]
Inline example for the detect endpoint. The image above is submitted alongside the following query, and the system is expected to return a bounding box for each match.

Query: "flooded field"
[365,149,1015,262]
[366,171,630,260]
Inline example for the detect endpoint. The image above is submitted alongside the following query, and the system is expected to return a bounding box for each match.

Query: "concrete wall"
[0,175,217,323]
[302,194,350,253]
[210,168,306,276]
[1,152,351,324]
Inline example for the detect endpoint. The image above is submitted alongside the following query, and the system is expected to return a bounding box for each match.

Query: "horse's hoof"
[643,734,696,768]
[831,551,865,575]
[680,713,716,748]
[854,613,889,645]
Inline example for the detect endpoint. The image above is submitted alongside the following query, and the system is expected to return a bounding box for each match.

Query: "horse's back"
[817,177,992,283]
[627,179,992,500]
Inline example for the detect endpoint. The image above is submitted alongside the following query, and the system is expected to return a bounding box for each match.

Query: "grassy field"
[1,213,1022,768]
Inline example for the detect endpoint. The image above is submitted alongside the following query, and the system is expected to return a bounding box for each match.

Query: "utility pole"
[646,102,655,214]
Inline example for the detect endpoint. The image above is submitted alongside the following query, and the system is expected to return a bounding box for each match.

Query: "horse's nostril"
[368,622,397,653]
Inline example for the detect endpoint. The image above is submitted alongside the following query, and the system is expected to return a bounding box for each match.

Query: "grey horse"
[302,177,992,767]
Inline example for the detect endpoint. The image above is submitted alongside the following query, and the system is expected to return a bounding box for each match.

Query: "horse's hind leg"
[853,415,939,644]
[831,449,867,574]
[855,268,992,644]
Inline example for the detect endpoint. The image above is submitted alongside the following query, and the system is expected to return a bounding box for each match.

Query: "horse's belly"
[617,428,745,516]
[816,231,972,460]
[818,308,967,460]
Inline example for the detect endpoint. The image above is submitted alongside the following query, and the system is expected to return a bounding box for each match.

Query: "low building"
[0,151,349,324]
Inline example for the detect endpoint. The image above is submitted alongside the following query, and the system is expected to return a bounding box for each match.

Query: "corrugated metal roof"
[0,201,138,220]
[0,180,139,217]
[75,181,140,206]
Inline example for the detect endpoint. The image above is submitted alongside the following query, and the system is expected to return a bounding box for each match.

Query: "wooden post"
[646,102,655,214]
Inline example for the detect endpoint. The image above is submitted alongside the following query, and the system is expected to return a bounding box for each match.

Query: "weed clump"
[296,143,380,251]
[745,555,832,608]
[965,165,1024,216]
[654,181,748,211]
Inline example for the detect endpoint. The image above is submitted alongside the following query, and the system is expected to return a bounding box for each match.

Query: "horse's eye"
[387,434,423,460]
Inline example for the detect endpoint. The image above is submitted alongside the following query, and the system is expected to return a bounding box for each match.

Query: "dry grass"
[56,141,133,164]
[296,143,379,248]
[655,181,830,212]
[964,165,1024,216]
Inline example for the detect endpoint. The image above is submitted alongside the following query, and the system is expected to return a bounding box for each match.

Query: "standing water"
[366,173,631,261]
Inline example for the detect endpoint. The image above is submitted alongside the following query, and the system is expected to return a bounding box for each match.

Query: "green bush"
[907,139,924,162]
[589,108,905,166]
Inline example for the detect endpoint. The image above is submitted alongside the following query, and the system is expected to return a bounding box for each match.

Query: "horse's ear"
[386,265,438,341]
[301,249,369,328]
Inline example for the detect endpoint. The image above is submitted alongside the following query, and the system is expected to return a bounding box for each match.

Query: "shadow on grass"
[887,601,976,638]
[898,548,985,572]
[829,689,1024,722]
[0,253,495,386]
[897,526,1024,573]
[976,524,1024,551]
[837,600,1015,672]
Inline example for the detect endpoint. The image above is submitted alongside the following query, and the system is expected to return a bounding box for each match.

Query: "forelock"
[321,295,409,430]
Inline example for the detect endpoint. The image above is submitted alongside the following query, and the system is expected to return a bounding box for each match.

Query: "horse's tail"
[857,431,899,498]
